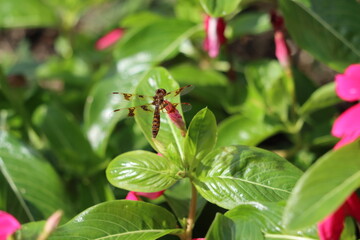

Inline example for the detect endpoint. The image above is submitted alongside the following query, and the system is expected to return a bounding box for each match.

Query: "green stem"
[184,182,197,240]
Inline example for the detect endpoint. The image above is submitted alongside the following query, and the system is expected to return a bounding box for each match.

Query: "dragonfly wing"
[166,85,194,98]
[113,104,154,117]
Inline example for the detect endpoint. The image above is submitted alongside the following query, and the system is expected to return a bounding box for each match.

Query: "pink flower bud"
[164,100,187,137]
[270,11,291,68]
[95,28,125,50]
[203,15,227,58]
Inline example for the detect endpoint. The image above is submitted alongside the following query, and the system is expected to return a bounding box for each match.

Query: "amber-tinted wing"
[112,92,154,102]
[113,104,154,117]
[165,85,194,99]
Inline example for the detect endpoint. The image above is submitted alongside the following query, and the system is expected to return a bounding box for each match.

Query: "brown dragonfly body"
[113,85,192,138]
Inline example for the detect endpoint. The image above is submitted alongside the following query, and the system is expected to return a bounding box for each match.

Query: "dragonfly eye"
[156,88,167,96]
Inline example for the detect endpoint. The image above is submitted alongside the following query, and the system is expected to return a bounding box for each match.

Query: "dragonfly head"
[156,88,167,97]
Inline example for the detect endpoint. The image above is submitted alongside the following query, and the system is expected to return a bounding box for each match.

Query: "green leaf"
[199,0,241,17]
[15,221,45,240]
[244,60,290,122]
[134,67,189,158]
[169,63,227,108]
[194,145,302,209]
[33,104,102,175]
[184,108,217,169]
[115,19,198,77]
[300,82,341,116]
[279,0,360,72]
[164,178,207,227]
[0,0,57,27]
[0,131,71,221]
[225,202,318,240]
[50,200,181,240]
[217,114,283,148]
[106,150,183,192]
[83,73,141,157]
[206,213,237,240]
[283,139,360,230]
[229,12,272,38]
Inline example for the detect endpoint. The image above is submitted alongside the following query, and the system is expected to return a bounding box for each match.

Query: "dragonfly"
[112,85,193,138]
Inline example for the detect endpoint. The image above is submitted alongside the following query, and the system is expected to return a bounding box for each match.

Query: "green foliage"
[280,0,360,72]
[194,145,302,209]
[284,139,360,230]
[1,0,359,238]
[49,200,181,240]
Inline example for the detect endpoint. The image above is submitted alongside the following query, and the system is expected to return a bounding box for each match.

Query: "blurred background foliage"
[0,0,355,235]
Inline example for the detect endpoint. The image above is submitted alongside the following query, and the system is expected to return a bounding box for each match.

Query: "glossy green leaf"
[194,145,302,209]
[225,202,317,240]
[0,0,57,27]
[206,213,236,240]
[134,67,190,157]
[184,108,217,169]
[279,0,360,72]
[199,0,241,17]
[33,104,102,175]
[115,19,198,77]
[217,114,283,148]
[300,82,341,116]
[164,178,207,227]
[229,12,271,38]
[107,150,183,192]
[0,131,71,221]
[283,139,360,230]
[50,200,181,240]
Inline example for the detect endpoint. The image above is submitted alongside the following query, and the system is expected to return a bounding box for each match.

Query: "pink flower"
[203,15,227,58]
[0,211,21,240]
[332,103,360,149]
[192,238,205,240]
[164,100,187,137]
[318,193,360,240]
[270,11,291,68]
[95,28,125,50]
[125,190,165,201]
[335,64,360,101]
[331,64,360,149]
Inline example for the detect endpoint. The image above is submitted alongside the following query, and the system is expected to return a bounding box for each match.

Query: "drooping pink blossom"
[164,100,187,137]
[192,238,205,240]
[318,193,360,240]
[0,211,21,240]
[331,103,360,149]
[125,190,165,201]
[270,11,291,69]
[335,64,360,101]
[95,28,125,50]
[203,15,227,58]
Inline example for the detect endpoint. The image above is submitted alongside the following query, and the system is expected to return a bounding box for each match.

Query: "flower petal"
[331,103,360,139]
[345,192,360,222]
[0,211,21,239]
[125,191,140,201]
[318,204,345,240]
[203,15,226,58]
[335,64,360,101]
[136,190,165,200]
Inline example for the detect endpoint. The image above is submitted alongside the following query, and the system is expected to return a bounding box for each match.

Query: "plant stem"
[185,182,197,240]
